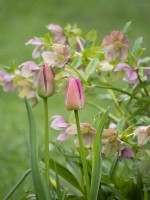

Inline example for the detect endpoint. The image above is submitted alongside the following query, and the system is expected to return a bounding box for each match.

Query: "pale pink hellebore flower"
[36,64,55,98]
[133,125,150,145]
[66,123,96,148]
[20,61,40,78]
[102,129,124,157]
[46,24,67,44]
[42,44,70,68]
[115,63,138,86]
[25,37,43,58]
[102,30,129,62]
[65,78,85,110]
[0,70,15,92]
[51,115,69,141]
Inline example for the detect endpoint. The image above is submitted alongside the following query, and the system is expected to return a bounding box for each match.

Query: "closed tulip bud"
[65,78,85,110]
[36,64,55,98]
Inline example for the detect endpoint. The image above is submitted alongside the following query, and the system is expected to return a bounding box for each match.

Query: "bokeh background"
[1,0,150,199]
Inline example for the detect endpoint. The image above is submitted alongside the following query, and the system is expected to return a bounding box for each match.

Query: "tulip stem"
[74,110,90,200]
[43,97,50,184]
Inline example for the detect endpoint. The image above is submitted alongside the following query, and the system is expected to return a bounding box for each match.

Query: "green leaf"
[65,158,83,190]
[25,98,51,200]
[90,107,110,200]
[131,37,145,57]
[116,117,126,132]
[49,159,84,194]
[85,30,97,48]
[44,33,52,45]
[71,57,82,69]
[55,162,62,200]
[85,58,99,79]
[122,21,132,34]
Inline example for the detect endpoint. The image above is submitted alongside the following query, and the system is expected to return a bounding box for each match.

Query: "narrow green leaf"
[55,162,62,200]
[3,169,31,200]
[116,117,126,132]
[25,97,49,200]
[71,57,82,69]
[122,21,132,34]
[132,37,143,55]
[65,158,83,189]
[90,107,110,200]
[85,58,99,79]
[85,29,97,48]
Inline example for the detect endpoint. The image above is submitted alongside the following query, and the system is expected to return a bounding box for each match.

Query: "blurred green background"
[1,0,150,199]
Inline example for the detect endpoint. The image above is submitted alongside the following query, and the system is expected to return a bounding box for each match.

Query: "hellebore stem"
[43,97,50,184]
[74,110,90,200]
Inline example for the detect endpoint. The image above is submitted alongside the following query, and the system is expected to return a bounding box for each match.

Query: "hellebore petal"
[115,63,138,85]
[51,115,68,130]
[20,61,39,78]
[57,130,69,141]
[65,78,85,110]
[36,64,55,98]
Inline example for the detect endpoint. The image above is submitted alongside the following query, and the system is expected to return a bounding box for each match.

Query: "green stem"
[74,110,90,200]
[86,100,119,123]
[43,98,49,184]
[4,169,31,200]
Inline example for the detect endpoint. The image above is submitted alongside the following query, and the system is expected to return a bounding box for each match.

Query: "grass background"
[1,0,150,199]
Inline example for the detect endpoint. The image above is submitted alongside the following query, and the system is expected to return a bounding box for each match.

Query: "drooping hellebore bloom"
[20,61,40,78]
[102,30,129,62]
[115,63,138,86]
[66,123,96,148]
[65,78,85,110]
[0,70,15,92]
[119,147,135,160]
[133,125,150,145]
[46,24,67,44]
[36,64,55,98]
[25,37,43,58]
[41,44,70,68]
[51,115,69,141]
[102,129,124,157]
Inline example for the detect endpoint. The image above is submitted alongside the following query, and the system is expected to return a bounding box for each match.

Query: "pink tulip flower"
[36,64,55,98]
[65,78,85,110]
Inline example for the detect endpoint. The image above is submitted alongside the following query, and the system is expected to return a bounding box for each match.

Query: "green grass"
[1,0,150,198]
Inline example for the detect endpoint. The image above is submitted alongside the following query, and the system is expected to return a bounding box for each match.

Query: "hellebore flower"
[0,70,15,92]
[25,37,43,58]
[115,63,138,86]
[46,24,67,44]
[36,64,55,98]
[65,78,85,110]
[102,30,129,62]
[20,61,40,78]
[51,115,69,141]
[133,125,150,145]
[18,80,37,105]
[66,123,96,148]
[42,44,70,68]
[102,129,124,157]
[119,147,135,160]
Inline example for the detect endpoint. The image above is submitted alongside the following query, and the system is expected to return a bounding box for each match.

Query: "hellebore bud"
[65,78,85,110]
[36,64,55,98]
